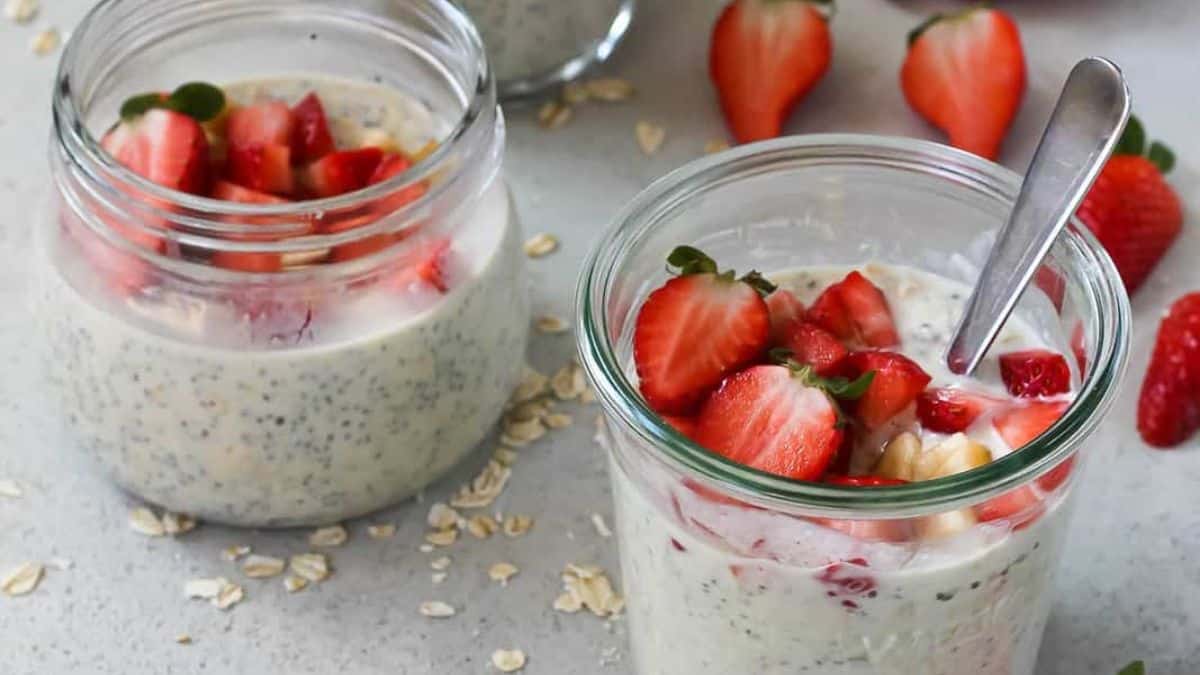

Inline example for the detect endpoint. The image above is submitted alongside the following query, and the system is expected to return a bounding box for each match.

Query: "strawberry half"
[766,289,806,344]
[916,387,1008,433]
[1076,116,1183,294]
[709,0,832,143]
[993,400,1068,450]
[843,351,931,428]
[693,364,843,480]
[290,92,335,164]
[779,321,847,376]
[633,246,774,414]
[1138,293,1200,448]
[225,143,294,195]
[301,148,385,199]
[807,271,900,348]
[999,350,1072,398]
[101,108,210,194]
[900,7,1026,160]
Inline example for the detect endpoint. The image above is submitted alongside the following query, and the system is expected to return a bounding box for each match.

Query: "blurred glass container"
[458,0,635,100]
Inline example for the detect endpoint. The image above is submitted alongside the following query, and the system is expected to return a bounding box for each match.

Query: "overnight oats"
[577,137,1130,674]
[33,1,527,526]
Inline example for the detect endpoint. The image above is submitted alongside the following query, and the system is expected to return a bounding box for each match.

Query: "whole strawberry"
[1076,116,1183,294]
[1138,293,1200,448]
[900,7,1026,160]
[710,0,833,143]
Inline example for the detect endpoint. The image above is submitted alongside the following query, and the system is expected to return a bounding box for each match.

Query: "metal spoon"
[945,57,1131,375]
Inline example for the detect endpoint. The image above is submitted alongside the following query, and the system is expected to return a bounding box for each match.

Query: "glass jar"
[577,136,1130,675]
[458,0,636,100]
[34,0,529,527]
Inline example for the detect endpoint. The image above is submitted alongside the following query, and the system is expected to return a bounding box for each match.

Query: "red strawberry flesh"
[993,400,1068,449]
[766,289,806,344]
[1138,293,1200,448]
[844,351,931,428]
[290,92,335,164]
[807,272,899,348]
[226,101,295,148]
[916,387,1007,433]
[780,321,847,376]
[101,108,210,194]
[301,147,385,198]
[999,350,1072,398]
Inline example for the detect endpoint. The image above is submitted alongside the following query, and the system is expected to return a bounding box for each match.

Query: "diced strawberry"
[814,516,914,543]
[1034,266,1066,313]
[999,349,1072,398]
[976,486,1043,530]
[693,364,842,480]
[663,415,699,439]
[210,179,290,205]
[301,147,385,198]
[101,108,210,194]
[766,289,806,344]
[388,237,453,293]
[780,321,847,376]
[824,475,907,487]
[1037,455,1076,493]
[369,152,413,184]
[328,233,397,263]
[225,143,294,195]
[633,248,772,414]
[807,272,899,348]
[226,101,295,148]
[993,400,1069,449]
[369,153,431,213]
[844,351,932,428]
[210,250,282,273]
[289,93,335,164]
[1138,293,1200,447]
[916,387,1007,433]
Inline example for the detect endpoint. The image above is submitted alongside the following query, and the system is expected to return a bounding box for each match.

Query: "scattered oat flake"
[213,582,244,610]
[562,81,590,104]
[162,512,197,536]
[425,529,458,547]
[221,545,251,562]
[129,507,165,537]
[289,553,330,583]
[4,0,38,23]
[1,562,43,596]
[0,478,21,498]
[283,575,309,593]
[550,362,587,400]
[586,77,635,102]
[510,367,548,405]
[309,524,348,548]
[492,648,527,672]
[545,413,573,429]
[534,314,569,334]
[29,27,58,55]
[501,417,545,447]
[492,447,519,467]
[242,555,285,579]
[430,556,452,571]
[466,515,498,539]
[580,387,597,404]
[419,600,456,618]
[635,121,665,155]
[432,572,448,584]
[553,591,583,613]
[450,461,512,509]
[560,564,624,618]
[502,515,534,538]
[175,634,192,645]
[591,513,613,538]
[704,139,731,154]
[184,578,224,600]
[418,543,435,554]
[523,233,559,258]
[536,101,572,130]
[488,562,518,585]
[367,524,396,540]
[427,503,461,530]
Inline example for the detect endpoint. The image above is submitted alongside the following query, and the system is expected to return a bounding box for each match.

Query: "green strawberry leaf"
[1117,661,1146,675]
[165,82,226,122]
[825,370,875,400]
[740,270,778,297]
[1147,141,1175,174]
[1114,115,1146,156]
[119,93,167,122]
[667,246,719,276]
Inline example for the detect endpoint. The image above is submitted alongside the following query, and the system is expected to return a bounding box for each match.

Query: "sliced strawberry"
[807,272,899,348]
[369,152,430,213]
[916,387,1007,433]
[780,321,847,376]
[225,143,294,195]
[999,349,1071,398]
[633,247,772,414]
[1037,455,1076,493]
[387,237,453,293]
[824,475,907,487]
[693,364,842,480]
[369,152,413,184]
[900,7,1026,159]
[844,351,931,428]
[301,147,385,199]
[210,250,282,273]
[101,108,210,194]
[1138,293,1200,448]
[289,93,335,164]
[1034,266,1066,313]
[226,101,294,149]
[976,486,1043,530]
[766,289,806,344]
[709,0,832,142]
[663,415,699,440]
[210,179,290,205]
[993,400,1069,450]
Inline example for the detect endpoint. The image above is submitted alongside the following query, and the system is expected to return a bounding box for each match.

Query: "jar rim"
[575,134,1131,517]
[51,0,496,254]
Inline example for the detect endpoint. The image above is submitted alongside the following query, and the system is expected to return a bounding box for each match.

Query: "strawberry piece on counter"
[807,271,900,348]
[226,100,295,148]
[693,364,844,480]
[900,7,1026,160]
[301,147,385,199]
[101,108,211,195]
[1138,293,1200,448]
[634,246,774,414]
[225,143,294,195]
[1076,116,1183,294]
[290,92,336,164]
[843,351,931,428]
[916,387,1008,433]
[999,349,1072,398]
[766,289,806,344]
[992,400,1069,450]
[709,0,832,143]
[779,321,848,376]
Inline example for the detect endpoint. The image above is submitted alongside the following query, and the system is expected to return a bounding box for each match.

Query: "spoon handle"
[945,57,1131,375]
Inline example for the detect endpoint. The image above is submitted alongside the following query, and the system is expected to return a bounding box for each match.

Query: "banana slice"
[916,509,979,540]
[874,432,922,481]
[913,433,993,481]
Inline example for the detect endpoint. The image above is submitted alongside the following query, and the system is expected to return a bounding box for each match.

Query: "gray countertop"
[2,1,1199,673]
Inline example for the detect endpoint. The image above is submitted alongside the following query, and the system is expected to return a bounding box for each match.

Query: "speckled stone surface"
[1,1,1198,674]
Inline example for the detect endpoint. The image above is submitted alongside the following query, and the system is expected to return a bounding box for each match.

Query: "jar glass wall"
[577,136,1129,674]
[35,0,529,527]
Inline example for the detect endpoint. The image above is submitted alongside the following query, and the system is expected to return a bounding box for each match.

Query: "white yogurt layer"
[611,263,1075,675]
[34,78,528,527]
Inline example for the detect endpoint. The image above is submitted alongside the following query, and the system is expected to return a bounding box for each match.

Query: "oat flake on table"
[242,555,285,579]
[425,528,458,547]
[1,562,43,596]
[450,460,512,509]
[0,478,22,498]
[562,81,590,105]
[430,556,452,571]
[586,77,635,102]
[534,314,569,334]
[29,27,58,55]
[635,121,666,155]
[523,233,559,258]
[491,648,527,672]
[128,508,166,537]
[536,100,572,130]
[488,562,518,585]
[466,515,498,539]
[308,524,348,548]
[704,138,731,154]
[426,502,461,530]
[419,600,456,618]
[502,514,534,538]
[283,575,309,593]
[366,524,396,539]
[501,416,545,447]
[174,634,192,645]
[550,362,587,400]
[289,553,330,583]
[544,412,573,429]
[492,447,519,467]
[558,564,624,618]
[591,513,613,538]
[161,512,197,536]
[4,0,38,23]
[221,545,251,562]
[510,366,548,405]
